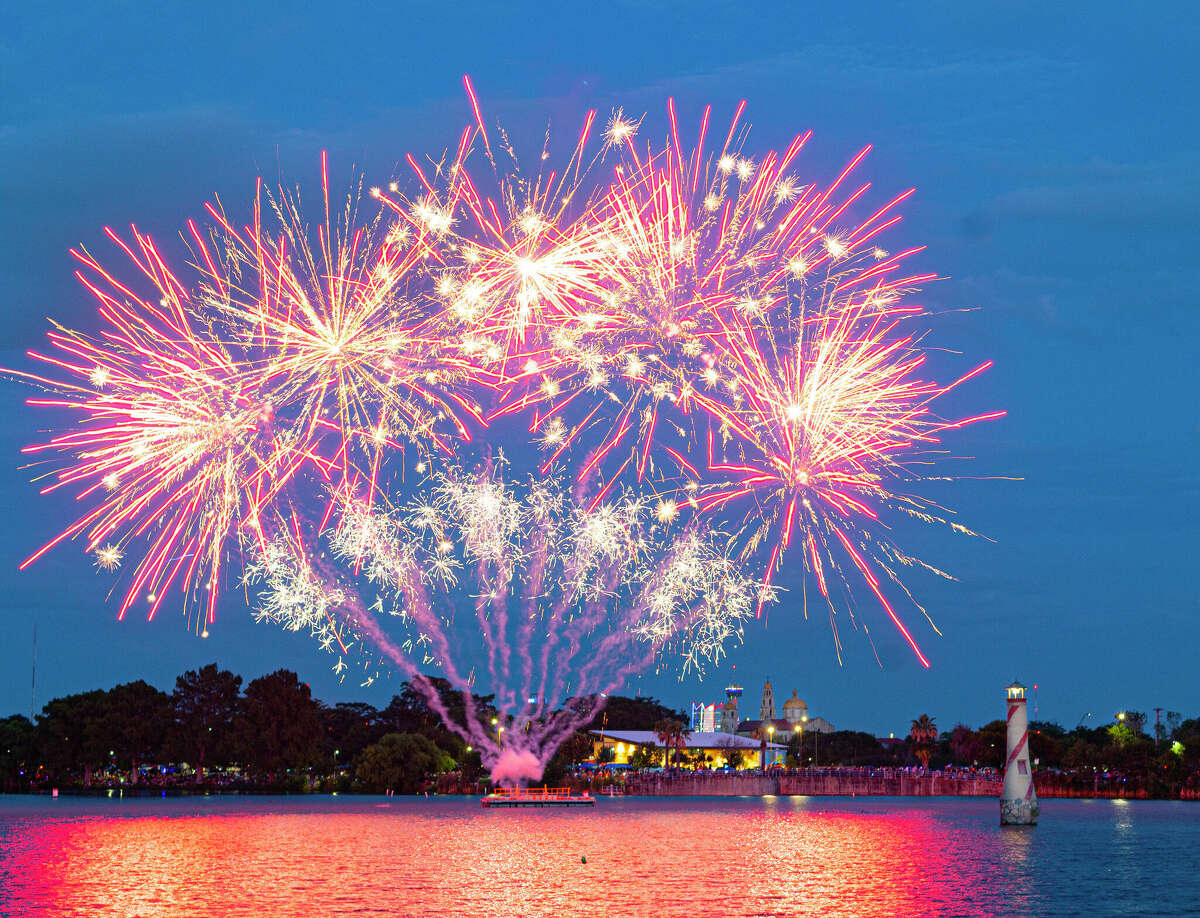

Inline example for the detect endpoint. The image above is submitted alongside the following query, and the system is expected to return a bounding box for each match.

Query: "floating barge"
[481,786,596,808]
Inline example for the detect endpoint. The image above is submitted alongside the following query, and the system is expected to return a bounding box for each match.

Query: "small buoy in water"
[581,856,587,864]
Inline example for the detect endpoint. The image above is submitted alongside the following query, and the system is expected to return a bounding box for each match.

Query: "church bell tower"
[760,680,775,722]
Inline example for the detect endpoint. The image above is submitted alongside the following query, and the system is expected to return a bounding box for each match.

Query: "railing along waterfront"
[489,786,574,799]
[619,767,1176,799]
[623,767,1003,798]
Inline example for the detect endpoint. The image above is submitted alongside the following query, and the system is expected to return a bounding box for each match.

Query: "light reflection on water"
[1,796,1197,917]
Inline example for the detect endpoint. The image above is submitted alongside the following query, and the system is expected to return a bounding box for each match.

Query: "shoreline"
[4,780,1192,802]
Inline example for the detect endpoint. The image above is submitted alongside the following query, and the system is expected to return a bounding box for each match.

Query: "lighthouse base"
[1000,798,1039,826]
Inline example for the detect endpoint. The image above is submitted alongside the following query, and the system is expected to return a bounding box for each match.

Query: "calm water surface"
[0,794,1194,916]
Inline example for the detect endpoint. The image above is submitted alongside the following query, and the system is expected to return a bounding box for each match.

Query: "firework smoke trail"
[245,463,765,783]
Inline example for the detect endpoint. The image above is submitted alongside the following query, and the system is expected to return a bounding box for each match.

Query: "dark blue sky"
[1,1,1196,735]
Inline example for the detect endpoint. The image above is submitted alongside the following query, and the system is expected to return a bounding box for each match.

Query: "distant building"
[591,730,786,769]
[782,690,808,726]
[720,682,743,734]
[692,679,836,750]
[759,680,776,722]
[738,681,835,738]
[690,702,717,733]
[803,716,836,735]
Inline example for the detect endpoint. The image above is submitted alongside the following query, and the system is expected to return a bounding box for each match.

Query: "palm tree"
[755,722,775,770]
[654,718,689,766]
[909,714,938,768]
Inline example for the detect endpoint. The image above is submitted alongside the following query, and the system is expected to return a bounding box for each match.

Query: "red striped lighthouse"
[1001,680,1039,825]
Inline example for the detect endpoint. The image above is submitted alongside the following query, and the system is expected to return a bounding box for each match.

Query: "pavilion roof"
[590,729,785,750]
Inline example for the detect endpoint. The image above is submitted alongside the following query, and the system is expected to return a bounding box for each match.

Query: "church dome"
[782,690,808,724]
[783,690,807,710]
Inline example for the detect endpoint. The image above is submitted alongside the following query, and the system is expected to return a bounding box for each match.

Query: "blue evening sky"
[1,1,1196,735]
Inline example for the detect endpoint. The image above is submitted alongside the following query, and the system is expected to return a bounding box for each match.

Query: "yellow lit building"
[590,730,786,769]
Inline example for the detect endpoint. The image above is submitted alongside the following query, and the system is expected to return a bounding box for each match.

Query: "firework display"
[10,82,1000,776]
[244,462,761,781]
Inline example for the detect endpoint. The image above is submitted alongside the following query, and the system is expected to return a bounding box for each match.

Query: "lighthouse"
[1000,680,1039,825]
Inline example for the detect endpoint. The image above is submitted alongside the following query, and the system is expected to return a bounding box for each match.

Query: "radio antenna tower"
[30,622,38,722]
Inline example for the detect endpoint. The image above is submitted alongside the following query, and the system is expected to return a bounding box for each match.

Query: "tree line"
[11,666,1192,797]
[898,711,1200,797]
[0,664,685,794]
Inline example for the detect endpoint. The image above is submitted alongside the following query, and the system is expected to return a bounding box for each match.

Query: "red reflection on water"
[0,798,1017,917]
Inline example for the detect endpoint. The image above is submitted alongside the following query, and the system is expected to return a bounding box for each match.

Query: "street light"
[767,725,775,767]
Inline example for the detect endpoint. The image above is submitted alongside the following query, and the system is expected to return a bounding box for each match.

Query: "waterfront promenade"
[625,768,999,797]
[622,767,1185,799]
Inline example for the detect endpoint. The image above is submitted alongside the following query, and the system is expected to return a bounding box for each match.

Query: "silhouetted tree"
[381,678,495,759]
[104,680,171,784]
[542,731,592,783]
[36,690,109,785]
[355,733,454,793]
[583,696,687,732]
[320,702,385,768]
[170,664,241,783]
[1123,711,1148,735]
[236,669,322,780]
[0,715,35,791]
[949,723,981,765]
[909,714,937,768]
[975,719,1007,769]
[1167,712,1183,738]
[654,718,689,766]
[809,731,888,767]
[1028,722,1064,768]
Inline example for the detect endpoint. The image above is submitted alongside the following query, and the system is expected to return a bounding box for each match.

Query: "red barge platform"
[481,786,596,808]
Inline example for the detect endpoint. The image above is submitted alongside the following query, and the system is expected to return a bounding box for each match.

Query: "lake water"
[0,794,1194,916]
